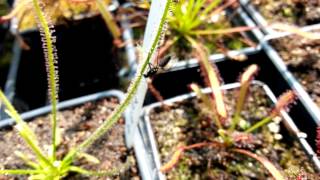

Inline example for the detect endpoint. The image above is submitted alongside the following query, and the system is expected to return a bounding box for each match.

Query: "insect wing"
[159,54,177,71]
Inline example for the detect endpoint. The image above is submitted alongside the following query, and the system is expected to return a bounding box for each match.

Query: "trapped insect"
[144,54,174,78]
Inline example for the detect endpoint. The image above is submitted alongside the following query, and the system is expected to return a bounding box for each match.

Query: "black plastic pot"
[0,61,9,90]
[122,4,261,76]
[121,5,262,103]
[253,25,320,133]
[239,0,274,36]
[16,15,120,111]
[0,65,8,89]
[0,0,123,116]
[147,50,320,152]
[123,5,263,162]
[261,41,320,148]
[139,81,320,179]
[232,6,320,151]
[0,24,12,89]
[112,5,320,166]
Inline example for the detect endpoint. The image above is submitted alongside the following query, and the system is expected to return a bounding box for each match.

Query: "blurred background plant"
[0,0,13,89]
[124,0,256,61]
[0,0,173,178]
[159,63,298,179]
[0,0,121,43]
[162,0,253,58]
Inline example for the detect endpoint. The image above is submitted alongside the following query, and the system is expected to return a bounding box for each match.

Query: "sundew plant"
[157,0,257,59]
[160,62,296,180]
[0,0,174,179]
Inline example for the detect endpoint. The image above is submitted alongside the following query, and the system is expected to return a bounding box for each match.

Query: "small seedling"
[160,59,296,179]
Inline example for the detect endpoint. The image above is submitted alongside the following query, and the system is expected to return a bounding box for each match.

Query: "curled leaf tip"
[232,148,285,180]
[188,83,198,91]
[240,64,259,84]
[271,90,296,118]
[160,147,184,173]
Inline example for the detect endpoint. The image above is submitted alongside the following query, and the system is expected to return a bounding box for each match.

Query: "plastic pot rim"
[239,0,320,130]
[9,0,120,35]
[140,80,320,179]
[0,89,125,128]
[239,0,320,37]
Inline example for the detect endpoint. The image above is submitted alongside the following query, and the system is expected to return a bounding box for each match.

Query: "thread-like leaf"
[232,148,285,180]
[32,0,59,161]
[208,0,237,18]
[246,91,296,133]
[0,90,53,168]
[14,151,39,169]
[77,152,100,164]
[0,0,30,23]
[201,0,222,18]
[61,0,174,166]
[190,26,259,35]
[189,83,222,129]
[0,169,44,175]
[190,0,235,29]
[270,23,320,40]
[160,142,222,173]
[69,156,131,176]
[237,64,259,112]
[270,91,296,118]
[95,0,121,40]
[230,64,259,131]
[189,83,212,109]
[240,65,259,84]
[160,147,184,173]
[186,36,227,121]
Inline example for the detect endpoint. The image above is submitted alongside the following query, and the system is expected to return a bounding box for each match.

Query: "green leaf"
[229,64,258,132]
[14,151,39,169]
[0,91,53,168]
[190,83,212,109]
[186,36,227,120]
[201,0,221,17]
[95,0,121,39]
[32,0,59,161]
[0,169,44,175]
[77,152,100,164]
[62,0,174,164]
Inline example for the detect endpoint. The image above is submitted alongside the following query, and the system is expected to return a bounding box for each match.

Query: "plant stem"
[229,83,249,131]
[62,0,173,165]
[96,0,121,40]
[245,117,272,133]
[186,35,226,126]
[161,141,223,172]
[232,148,285,180]
[69,166,120,176]
[0,169,44,175]
[32,0,58,161]
[0,90,54,168]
